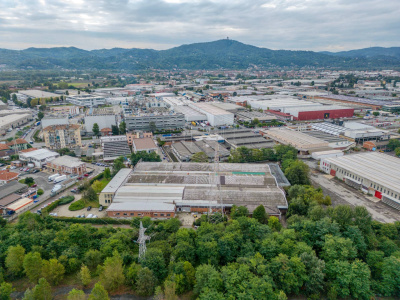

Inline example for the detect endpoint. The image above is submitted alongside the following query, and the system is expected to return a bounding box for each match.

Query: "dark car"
[87,206,92,211]
[32,169,39,173]
[71,188,78,193]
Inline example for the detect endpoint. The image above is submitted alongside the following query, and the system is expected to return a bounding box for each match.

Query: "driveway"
[305,161,400,223]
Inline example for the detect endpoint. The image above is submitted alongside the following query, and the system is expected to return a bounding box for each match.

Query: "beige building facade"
[43,124,82,150]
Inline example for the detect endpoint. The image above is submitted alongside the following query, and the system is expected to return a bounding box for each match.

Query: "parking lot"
[51,194,108,218]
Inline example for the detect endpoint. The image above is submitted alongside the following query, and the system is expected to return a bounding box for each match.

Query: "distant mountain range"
[0,40,399,70]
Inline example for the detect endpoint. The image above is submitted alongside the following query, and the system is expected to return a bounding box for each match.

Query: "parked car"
[71,188,78,193]
[20,168,24,171]
[77,177,83,180]
[87,206,92,211]
[84,173,89,177]
[32,169,39,173]
[99,205,103,211]
[31,184,37,188]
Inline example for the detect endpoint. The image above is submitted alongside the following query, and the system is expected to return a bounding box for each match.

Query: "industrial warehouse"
[320,152,400,209]
[100,162,288,219]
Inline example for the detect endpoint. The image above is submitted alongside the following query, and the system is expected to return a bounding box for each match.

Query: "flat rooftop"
[102,168,132,193]
[325,152,400,193]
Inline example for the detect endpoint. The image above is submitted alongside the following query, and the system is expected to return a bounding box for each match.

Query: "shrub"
[69,200,85,211]
[37,189,44,195]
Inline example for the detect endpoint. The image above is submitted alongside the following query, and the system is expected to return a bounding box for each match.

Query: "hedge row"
[52,217,132,225]
[41,196,75,214]
[69,200,85,211]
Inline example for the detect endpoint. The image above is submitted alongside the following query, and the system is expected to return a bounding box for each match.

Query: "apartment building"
[43,124,82,150]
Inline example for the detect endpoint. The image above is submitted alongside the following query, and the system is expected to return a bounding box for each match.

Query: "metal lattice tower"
[208,142,224,222]
[137,221,151,261]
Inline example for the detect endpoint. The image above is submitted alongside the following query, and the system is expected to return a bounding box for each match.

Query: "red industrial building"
[294,108,354,121]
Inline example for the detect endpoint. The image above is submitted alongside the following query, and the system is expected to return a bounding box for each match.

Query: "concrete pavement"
[305,160,400,223]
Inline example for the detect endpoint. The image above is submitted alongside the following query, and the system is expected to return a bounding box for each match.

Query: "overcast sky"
[0,0,398,51]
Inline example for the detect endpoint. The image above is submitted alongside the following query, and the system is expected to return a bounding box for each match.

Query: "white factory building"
[320,152,400,209]
[19,149,60,167]
[189,103,234,126]
[0,114,32,135]
[66,95,106,107]
[84,115,117,132]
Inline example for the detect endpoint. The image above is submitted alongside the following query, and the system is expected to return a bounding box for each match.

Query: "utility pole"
[137,221,151,262]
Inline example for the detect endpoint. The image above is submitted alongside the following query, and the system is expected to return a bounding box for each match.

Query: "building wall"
[47,161,87,175]
[85,115,117,132]
[107,210,175,218]
[296,109,354,121]
[125,114,185,131]
[44,126,82,150]
[99,192,114,206]
[320,159,400,204]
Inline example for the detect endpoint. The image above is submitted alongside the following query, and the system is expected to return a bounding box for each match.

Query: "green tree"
[33,278,52,300]
[284,160,310,185]
[67,289,86,300]
[164,280,178,300]
[92,123,100,137]
[387,139,400,151]
[372,111,380,116]
[119,121,126,134]
[142,248,167,281]
[112,156,124,176]
[84,249,102,270]
[322,235,357,262]
[149,121,157,133]
[41,258,65,285]
[126,262,141,287]
[79,265,91,287]
[300,252,325,297]
[111,125,119,135]
[0,282,14,300]
[83,186,97,202]
[130,151,161,166]
[104,167,111,180]
[268,216,282,231]
[136,267,156,296]
[99,251,125,292]
[230,205,249,219]
[252,205,267,223]
[194,264,223,295]
[270,254,307,295]
[24,177,34,186]
[5,245,25,277]
[395,148,400,157]
[38,111,44,120]
[89,282,109,300]
[380,255,400,296]
[191,152,209,162]
[23,252,42,283]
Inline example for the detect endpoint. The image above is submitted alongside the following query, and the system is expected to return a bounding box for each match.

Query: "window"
[160,214,164,216]
[167,214,171,216]
[116,213,120,216]
[123,213,127,216]
[131,213,134,216]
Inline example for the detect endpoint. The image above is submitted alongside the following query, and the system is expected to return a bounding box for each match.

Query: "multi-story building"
[7,139,30,151]
[100,135,131,161]
[66,95,106,107]
[125,113,185,131]
[43,124,82,150]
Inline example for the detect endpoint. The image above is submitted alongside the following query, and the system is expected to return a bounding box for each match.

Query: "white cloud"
[0,0,398,51]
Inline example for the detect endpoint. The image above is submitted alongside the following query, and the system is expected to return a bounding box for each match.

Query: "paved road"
[305,160,399,223]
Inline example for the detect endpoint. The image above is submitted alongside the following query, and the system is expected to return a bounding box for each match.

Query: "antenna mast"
[137,221,151,262]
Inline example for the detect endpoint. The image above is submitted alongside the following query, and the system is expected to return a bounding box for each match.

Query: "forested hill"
[321,46,400,59]
[1,40,400,70]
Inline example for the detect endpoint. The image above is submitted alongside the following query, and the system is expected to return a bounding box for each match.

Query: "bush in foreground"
[69,200,85,211]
